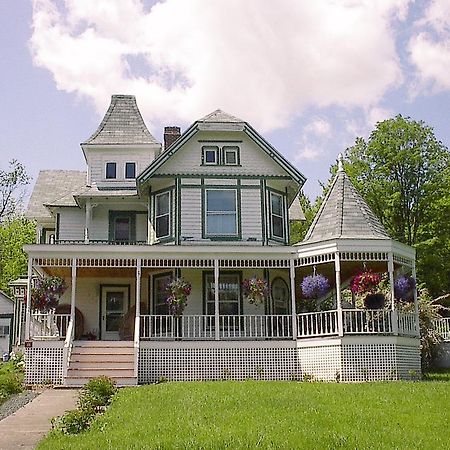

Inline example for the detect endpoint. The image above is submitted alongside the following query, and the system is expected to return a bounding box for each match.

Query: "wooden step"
[71,353,134,363]
[73,341,134,348]
[71,347,134,355]
[67,368,135,378]
[70,361,134,370]
[65,376,137,387]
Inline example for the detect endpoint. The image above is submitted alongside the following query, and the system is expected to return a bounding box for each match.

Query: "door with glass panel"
[101,286,129,340]
[204,273,241,336]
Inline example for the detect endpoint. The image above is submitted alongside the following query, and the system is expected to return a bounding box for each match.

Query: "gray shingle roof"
[198,109,244,123]
[26,171,87,220]
[83,95,158,145]
[303,166,390,242]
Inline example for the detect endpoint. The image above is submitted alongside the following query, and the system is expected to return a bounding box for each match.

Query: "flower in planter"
[394,276,416,302]
[30,276,68,312]
[242,277,269,306]
[350,270,381,295]
[364,293,386,309]
[165,278,192,317]
[301,274,330,299]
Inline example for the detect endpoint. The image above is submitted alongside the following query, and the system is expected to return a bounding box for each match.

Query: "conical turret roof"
[303,156,389,242]
[83,95,157,145]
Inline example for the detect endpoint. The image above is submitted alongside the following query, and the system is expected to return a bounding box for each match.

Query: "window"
[204,273,241,315]
[125,162,136,179]
[271,278,290,315]
[270,192,285,240]
[203,146,218,165]
[223,146,239,165]
[153,273,172,314]
[106,162,117,179]
[109,212,136,243]
[0,325,9,337]
[205,189,237,236]
[155,191,171,239]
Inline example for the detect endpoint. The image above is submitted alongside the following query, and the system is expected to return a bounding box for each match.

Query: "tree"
[343,115,450,297]
[290,192,322,244]
[0,217,35,294]
[0,160,30,222]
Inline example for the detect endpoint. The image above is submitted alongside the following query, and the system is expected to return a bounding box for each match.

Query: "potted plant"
[165,278,192,317]
[242,277,269,306]
[30,276,68,312]
[299,273,330,313]
[394,275,416,302]
[350,270,384,309]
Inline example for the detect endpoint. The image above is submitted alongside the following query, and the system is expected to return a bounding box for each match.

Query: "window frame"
[105,162,117,179]
[151,272,173,315]
[125,162,136,179]
[154,190,172,240]
[108,211,136,243]
[269,190,286,241]
[204,188,239,238]
[202,146,219,165]
[223,146,240,166]
[203,271,243,316]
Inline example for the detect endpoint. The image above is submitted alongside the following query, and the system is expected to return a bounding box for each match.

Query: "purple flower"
[301,274,330,299]
[394,276,416,302]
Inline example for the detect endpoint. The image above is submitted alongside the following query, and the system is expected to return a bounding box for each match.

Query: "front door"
[101,286,129,340]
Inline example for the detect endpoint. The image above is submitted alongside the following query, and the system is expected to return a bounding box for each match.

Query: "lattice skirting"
[25,344,64,385]
[139,346,299,383]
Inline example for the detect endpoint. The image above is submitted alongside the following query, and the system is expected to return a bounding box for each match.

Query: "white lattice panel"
[25,347,64,385]
[342,344,397,382]
[139,347,299,383]
[298,345,341,381]
[396,345,421,379]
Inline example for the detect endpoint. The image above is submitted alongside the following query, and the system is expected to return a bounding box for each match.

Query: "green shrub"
[52,407,95,435]
[78,376,117,412]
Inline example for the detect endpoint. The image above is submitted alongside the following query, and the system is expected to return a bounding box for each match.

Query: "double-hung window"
[270,192,285,240]
[204,273,241,315]
[125,162,136,179]
[155,191,171,239]
[109,211,136,243]
[205,189,237,236]
[106,162,117,179]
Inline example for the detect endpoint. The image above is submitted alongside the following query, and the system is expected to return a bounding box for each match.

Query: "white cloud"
[30,0,408,132]
[408,0,450,93]
[303,117,331,137]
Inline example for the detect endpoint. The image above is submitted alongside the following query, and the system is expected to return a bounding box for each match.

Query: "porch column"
[70,258,77,324]
[147,194,152,244]
[24,256,33,340]
[84,199,92,243]
[135,259,142,317]
[289,259,298,340]
[334,252,343,337]
[412,262,419,335]
[214,259,220,341]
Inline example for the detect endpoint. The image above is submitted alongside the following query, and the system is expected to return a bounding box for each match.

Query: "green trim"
[198,140,243,143]
[152,186,175,242]
[99,284,130,340]
[176,177,181,245]
[201,146,219,166]
[152,174,292,180]
[55,213,60,240]
[40,227,55,244]
[261,180,267,246]
[266,187,288,244]
[270,276,291,315]
[285,187,290,243]
[202,270,243,316]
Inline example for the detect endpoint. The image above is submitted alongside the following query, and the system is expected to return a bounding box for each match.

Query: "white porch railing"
[30,312,71,339]
[343,309,393,335]
[297,310,338,337]
[134,315,140,378]
[62,319,74,381]
[140,315,292,340]
[435,317,450,341]
[397,311,419,337]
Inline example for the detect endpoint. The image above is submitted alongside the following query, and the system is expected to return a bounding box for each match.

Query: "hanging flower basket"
[30,276,68,312]
[394,276,416,302]
[242,277,269,306]
[165,278,192,317]
[350,270,381,295]
[301,274,330,299]
[364,293,386,309]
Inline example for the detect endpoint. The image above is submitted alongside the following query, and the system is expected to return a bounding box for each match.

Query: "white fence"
[435,318,450,341]
[30,313,71,339]
[140,315,292,340]
[297,310,338,337]
[343,309,393,334]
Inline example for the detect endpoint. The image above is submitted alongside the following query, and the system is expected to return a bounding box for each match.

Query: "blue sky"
[1,0,450,200]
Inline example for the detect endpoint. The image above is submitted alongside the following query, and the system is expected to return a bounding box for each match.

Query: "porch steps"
[65,341,137,387]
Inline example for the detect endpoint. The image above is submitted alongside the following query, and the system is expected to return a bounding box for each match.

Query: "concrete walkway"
[0,389,78,450]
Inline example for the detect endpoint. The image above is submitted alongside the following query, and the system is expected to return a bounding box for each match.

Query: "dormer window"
[106,162,117,179]
[223,146,239,165]
[125,162,136,179]
[203,146,219,165]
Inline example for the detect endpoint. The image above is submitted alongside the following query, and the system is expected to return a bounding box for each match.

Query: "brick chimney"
[164,126,181,151]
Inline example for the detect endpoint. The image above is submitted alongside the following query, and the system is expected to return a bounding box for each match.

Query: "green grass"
[38,377,450,450]
[0,360,24,405]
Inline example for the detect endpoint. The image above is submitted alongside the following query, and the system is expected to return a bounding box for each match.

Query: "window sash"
[125,162,136,179]
[223,146,239,165]
[205,273,241,315]
[205,190,237,236]
[270,192,285,239]
[155,191,171,239]
[203,146,219,165]
[106,162,117,179]
[153,273,172,315]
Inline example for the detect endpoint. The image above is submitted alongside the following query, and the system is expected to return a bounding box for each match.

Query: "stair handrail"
[133,315,140,379]
[62,319,74,381]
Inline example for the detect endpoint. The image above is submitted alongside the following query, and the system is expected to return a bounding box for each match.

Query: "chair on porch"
[54,304,84,339]
[119,303,149,340]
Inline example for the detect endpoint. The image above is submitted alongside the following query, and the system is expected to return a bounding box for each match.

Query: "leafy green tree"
[0,217,35,294]
[0,160,30,222]
[290,193,322,244]
[342,115,450,297]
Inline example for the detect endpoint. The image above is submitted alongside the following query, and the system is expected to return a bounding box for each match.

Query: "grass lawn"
[38,377,450,450]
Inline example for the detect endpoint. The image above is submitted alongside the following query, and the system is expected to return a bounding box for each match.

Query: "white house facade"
[19,95,420,386]
[0,290,14,356]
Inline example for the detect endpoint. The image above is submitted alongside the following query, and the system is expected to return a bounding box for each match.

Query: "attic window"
[125,162,136,179]
[223,146,239,165]
[202,146,219,165]
[106,162,117,179]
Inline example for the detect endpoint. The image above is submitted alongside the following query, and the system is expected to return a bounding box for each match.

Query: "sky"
[1,0,450,200]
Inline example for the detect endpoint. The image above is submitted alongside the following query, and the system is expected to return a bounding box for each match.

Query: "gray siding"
[58,208,85,241]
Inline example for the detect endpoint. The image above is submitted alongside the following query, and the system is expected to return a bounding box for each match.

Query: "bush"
[52,407,95,435]
[0,360,24,403]
[78,376,117,412]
